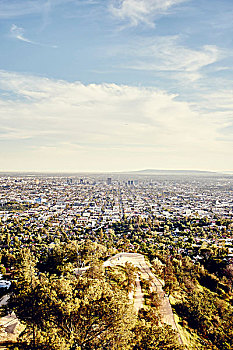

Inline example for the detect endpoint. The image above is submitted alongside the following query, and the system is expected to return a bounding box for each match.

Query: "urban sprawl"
[0,173,232,264]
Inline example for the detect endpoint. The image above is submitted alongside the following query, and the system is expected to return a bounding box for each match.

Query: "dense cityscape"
[1,173,233,224]
[0,173,232,349]
[0,173,233,253]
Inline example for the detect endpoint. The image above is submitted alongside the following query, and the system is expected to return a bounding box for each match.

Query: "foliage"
[10,250,137,349]
[132,309,183,350]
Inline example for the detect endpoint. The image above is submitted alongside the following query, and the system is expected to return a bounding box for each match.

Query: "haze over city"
[0,0,233,172]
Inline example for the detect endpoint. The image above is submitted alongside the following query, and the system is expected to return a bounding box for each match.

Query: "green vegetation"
[0,214,232,349]
[5,247,181,350]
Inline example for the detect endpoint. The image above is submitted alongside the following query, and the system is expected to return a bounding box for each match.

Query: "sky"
[0,0,233,172]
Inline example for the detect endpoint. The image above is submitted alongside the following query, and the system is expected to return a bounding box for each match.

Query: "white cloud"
[0,1,41,18]
[0,70,232,172]
[110,36,223,81]
[109,0,187,26]
[10,24,57,48]
[10,24,35,44]
[0,0,75,18]
[199,91,233,110]
[0,126,58,140]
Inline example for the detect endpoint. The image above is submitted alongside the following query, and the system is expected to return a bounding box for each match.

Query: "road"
[0,295,20,346]
[105,252,183,344]
[0,254,182,346]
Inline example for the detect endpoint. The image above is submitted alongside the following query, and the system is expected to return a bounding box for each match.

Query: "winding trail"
[0,295,21,347]
[0,253,183,346]
[105,252,183,344]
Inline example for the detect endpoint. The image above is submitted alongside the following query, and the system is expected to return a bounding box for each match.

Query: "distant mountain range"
[125,169,219,175]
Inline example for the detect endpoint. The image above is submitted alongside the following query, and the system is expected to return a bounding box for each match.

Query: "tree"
[10,255,137,350]
[225,264,233,292]
[132,309,182,350]
[9,248,38,348]
[164,258,179,296]
[123,262,137,293]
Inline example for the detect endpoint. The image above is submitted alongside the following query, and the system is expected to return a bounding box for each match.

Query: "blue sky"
[0,0,233,172]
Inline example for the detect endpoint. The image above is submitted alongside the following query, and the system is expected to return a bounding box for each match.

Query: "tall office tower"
[107,177,112,185]
[127,180,134,186]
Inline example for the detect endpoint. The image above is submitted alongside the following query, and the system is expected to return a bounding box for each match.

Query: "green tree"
[10,255,137,350]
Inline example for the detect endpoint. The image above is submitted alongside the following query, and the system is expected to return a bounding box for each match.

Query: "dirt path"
[133,274,144,313]
[106,252,183,344]
[104,255,145,312]
[0,312,20,345]
[0,295,21,346]
[0,295,9,308]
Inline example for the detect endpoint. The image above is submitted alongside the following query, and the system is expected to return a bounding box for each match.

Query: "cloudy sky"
[0,0,233,172]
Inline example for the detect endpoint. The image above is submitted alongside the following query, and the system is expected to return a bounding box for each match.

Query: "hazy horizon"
[0,0,233,172]
[0,168,233,176]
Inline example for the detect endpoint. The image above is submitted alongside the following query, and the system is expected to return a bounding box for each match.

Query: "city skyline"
[0,0,233,172]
